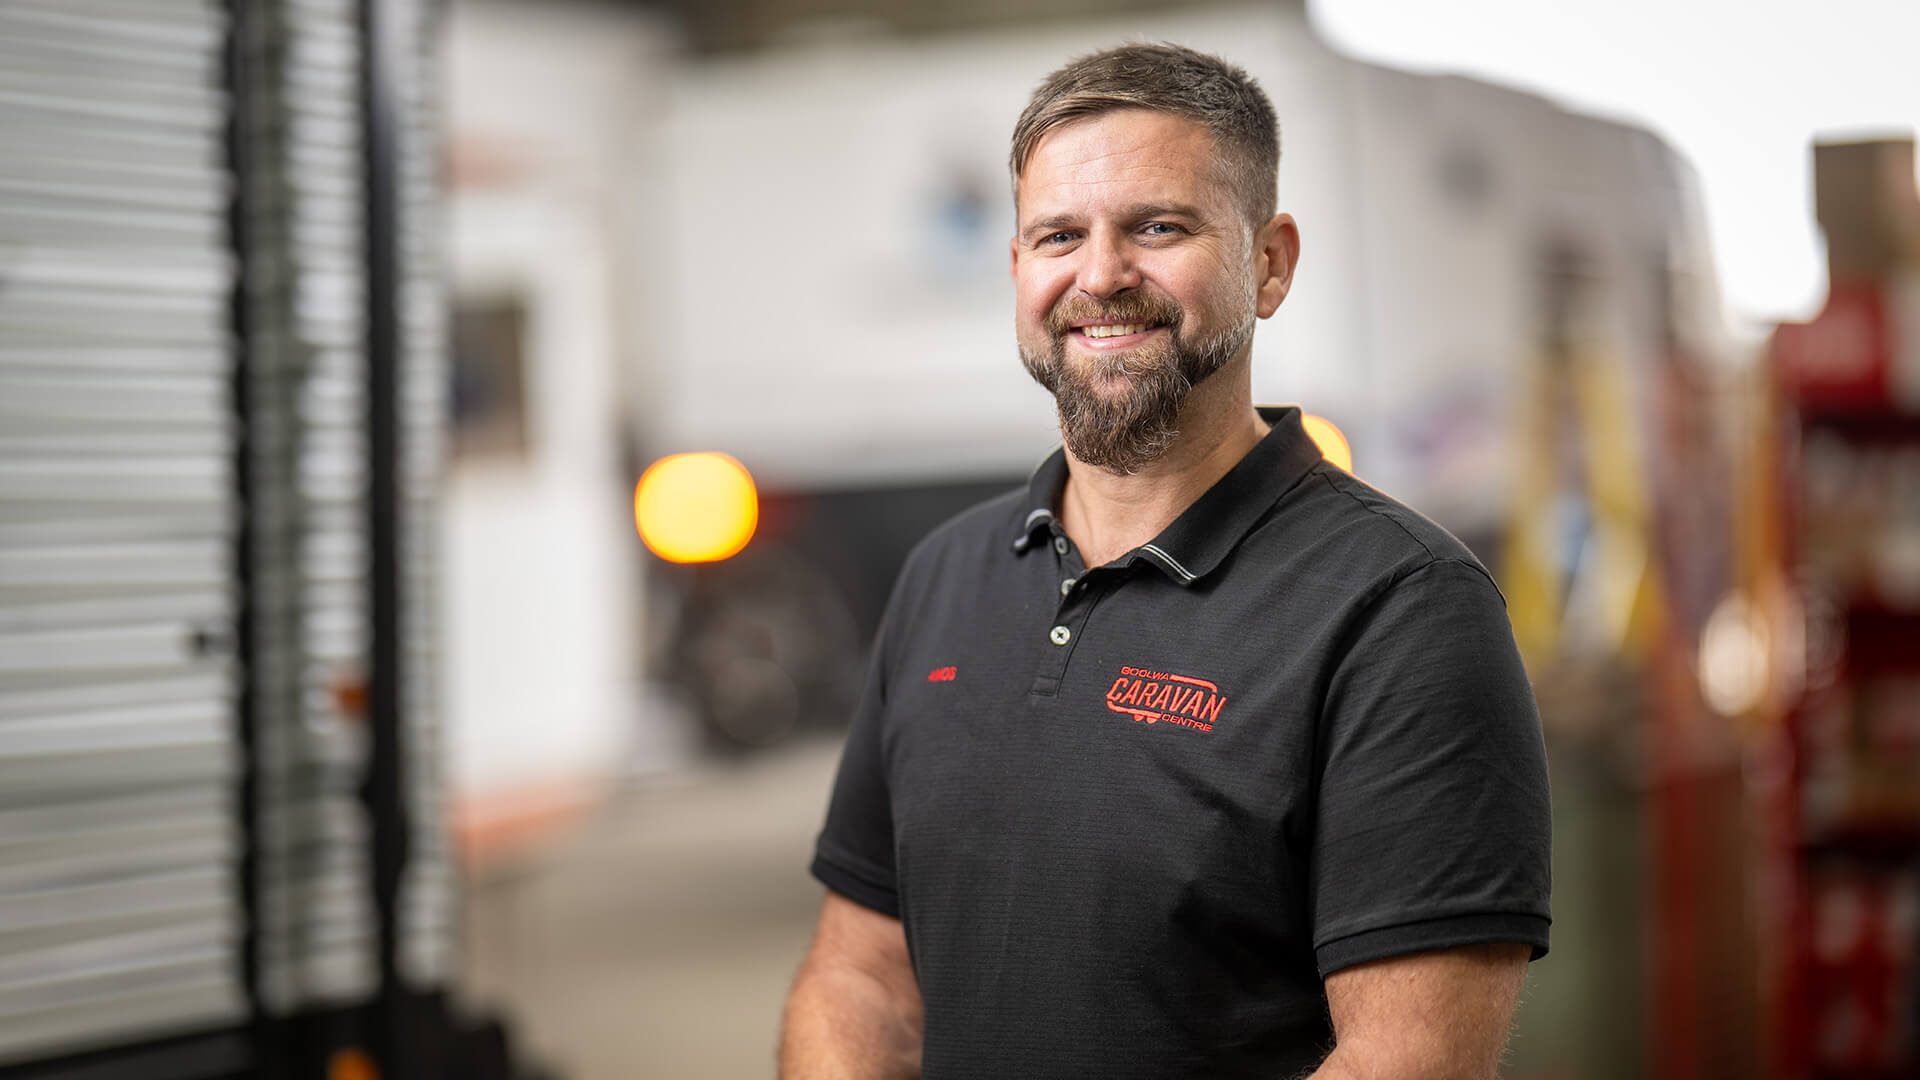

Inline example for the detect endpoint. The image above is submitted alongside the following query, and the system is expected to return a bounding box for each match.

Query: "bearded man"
[780,43,1551,1079]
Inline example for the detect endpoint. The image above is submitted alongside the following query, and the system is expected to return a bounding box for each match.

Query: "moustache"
[1045,292,1184,338]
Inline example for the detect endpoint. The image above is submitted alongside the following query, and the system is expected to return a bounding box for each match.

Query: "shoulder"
[1256,462,1503,605]
[865,485,1027,682]
[888,484,1030,604]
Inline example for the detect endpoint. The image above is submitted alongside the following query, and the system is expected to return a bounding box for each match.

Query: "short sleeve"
[1310,559,1552,976]
[810,592,905,917]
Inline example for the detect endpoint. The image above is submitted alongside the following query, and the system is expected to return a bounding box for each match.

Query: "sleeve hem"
[1315,912,1549,977]
[810,851,899,919]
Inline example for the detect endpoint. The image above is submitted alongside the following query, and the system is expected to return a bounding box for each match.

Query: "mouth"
[1067,321,1167,349]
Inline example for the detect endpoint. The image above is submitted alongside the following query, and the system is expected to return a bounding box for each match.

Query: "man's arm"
[1305,943,1530,1080]
[780,891,923,1079]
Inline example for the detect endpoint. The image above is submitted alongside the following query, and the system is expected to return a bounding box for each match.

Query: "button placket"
[1030,570,1106,698]
[1048,528,1087,582]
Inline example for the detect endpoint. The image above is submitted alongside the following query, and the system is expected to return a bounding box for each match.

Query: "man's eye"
[1141,222,1180,236]
[1043,231,1076,245]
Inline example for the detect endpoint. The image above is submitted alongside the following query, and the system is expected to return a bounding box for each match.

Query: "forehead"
[1016,110,1226,223]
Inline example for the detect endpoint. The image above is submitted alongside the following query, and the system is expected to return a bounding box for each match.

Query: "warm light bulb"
[634,452,758,563]
[1700,592,1770,718]
[1302,413,1353,473]
[328,1049,378,1080]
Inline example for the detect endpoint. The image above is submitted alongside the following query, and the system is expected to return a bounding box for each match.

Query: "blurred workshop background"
[2,0,1918,1078]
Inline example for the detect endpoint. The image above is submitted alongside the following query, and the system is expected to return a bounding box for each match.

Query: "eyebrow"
[1021,203,1207,240]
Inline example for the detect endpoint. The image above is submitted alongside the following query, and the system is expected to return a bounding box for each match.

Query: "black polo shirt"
[812,406,1551,1079]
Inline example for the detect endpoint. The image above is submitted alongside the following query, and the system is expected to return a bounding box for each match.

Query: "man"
[781,43,1550,1079]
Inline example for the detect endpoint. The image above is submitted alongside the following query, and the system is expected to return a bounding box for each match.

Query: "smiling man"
[780,44,1551,1079]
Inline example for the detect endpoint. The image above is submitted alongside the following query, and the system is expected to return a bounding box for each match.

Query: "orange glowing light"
[1301,414,1353,473]
[635,452,758,563]
[328,1049,378,1080]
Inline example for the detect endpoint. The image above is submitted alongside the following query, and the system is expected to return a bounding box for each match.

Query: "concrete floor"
[458,737,843,1080]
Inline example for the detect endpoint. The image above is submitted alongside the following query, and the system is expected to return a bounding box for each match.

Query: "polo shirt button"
[1053,536,1069,555]
[1060,578,1075,596]
[1049,625,1071,645]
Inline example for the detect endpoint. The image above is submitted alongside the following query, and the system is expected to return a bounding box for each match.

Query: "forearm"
[1298,1046,1474,1080]
[1297,1049,1356,1080]
[1303,943,1529,1080]
[1298,1044,1500,1080]
[779,963,923,1079]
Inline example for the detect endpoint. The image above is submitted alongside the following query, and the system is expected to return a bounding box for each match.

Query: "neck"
[1057,365,1268,568]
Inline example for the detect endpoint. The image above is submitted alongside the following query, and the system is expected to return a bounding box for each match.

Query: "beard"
[1020,287,1255,473]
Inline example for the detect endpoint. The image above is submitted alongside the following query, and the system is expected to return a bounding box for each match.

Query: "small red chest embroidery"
[927,666,957,682]
[1105,665,1226,732]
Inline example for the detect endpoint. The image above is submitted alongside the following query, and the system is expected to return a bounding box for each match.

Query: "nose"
[1078,229,1140,299]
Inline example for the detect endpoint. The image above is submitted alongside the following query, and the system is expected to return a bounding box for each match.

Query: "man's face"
[1012,109,1259,472]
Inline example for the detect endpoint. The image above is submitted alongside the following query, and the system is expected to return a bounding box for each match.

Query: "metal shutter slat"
[0,0,243,1062]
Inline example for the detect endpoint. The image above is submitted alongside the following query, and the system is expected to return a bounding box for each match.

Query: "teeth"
[1083,323,1150,339]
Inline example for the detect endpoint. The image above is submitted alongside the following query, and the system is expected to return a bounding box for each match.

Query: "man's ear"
[1009,235,1020,279]
[1253,213,1301,319]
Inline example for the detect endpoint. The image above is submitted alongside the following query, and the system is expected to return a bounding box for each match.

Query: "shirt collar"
[1010,405,1326,585]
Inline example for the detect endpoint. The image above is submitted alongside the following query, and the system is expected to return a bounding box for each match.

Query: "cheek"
[1015,266,1072,325]
[1180,264,1253,320]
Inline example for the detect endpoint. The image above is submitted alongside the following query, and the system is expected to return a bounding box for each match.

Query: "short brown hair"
[1010,43,1280,227]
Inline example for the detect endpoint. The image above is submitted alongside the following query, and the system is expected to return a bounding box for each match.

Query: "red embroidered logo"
[927,666,957,682]
[1105,666,1225,732]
